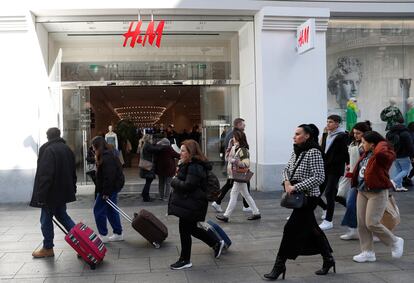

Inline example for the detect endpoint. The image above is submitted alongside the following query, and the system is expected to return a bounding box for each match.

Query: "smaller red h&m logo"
[298,26,309,47]
[122,20,165,48]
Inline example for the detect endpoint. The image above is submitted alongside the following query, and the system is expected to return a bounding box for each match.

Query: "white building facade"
[1,0,413,202]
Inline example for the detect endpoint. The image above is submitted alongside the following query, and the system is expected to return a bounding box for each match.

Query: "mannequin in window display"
[105,125,118,149]
[405,97,414,126]
[346,97,360,132]
[380,98,404,131]
[328,57,362,109]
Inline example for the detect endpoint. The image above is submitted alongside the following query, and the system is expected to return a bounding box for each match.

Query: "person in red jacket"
[351,131,404,263]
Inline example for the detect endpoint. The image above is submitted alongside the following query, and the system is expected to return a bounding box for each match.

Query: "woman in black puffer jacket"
[168,139,224,270]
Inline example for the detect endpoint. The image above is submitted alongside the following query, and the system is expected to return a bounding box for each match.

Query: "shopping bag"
[381,194,400,231]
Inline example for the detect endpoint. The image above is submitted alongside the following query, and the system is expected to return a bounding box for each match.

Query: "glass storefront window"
[326,20,414,133]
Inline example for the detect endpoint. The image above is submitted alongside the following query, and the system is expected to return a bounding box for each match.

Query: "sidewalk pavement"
[1,185,414,283]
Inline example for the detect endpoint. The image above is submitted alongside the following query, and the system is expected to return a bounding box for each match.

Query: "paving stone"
[0,234,24,242]
[150,254,217,271]
[115,271,187,283]
[118,245,178,259]
[374,270,414,283]
[214,250,276,266]
[14,260,85,278]
[0,262,24,277]
[0,251,61,263]
[82,258,150,275]
[0,278,46,283]
[185,266,261,283]
[44,275,116,283]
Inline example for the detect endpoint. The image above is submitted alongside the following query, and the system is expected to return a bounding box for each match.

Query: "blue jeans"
[391,157,412,188]
[40,205,75,249]
[94,192,123,236]
[341,187,357,229]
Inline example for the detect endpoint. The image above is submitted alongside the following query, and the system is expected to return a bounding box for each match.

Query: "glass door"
[200,86,238,173]
[61,86,91,184]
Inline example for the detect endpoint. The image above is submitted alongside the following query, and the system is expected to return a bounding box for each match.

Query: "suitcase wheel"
[152,242,161,249]
[89,263,96,270]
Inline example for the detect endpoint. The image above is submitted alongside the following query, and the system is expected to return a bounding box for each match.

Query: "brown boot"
[32,248,54,258]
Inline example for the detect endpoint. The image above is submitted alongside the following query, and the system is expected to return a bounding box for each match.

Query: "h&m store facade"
[1,1,413,202]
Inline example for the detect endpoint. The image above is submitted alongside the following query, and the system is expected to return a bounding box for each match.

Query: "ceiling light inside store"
[114,106,167,125]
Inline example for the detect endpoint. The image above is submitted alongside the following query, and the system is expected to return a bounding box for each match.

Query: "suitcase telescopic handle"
[106,199,133,223]
[52,217,68,235]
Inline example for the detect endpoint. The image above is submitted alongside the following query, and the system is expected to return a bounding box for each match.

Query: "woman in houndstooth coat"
[264,124,335,281]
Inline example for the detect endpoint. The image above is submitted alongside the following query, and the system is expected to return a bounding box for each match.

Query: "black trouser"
[141,178,154,200]
[319,174,341,222]
[179,218,217,261]
[215,179,250,208]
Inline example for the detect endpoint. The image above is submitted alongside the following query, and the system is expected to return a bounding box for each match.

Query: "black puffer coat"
[96,150,119,196]
[168,159,211,222]
[30,138,77,208]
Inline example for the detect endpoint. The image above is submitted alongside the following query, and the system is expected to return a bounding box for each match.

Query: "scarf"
[294,140,322,160]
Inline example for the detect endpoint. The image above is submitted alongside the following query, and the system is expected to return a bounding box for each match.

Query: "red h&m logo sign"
[123,20,165,48]
[296,19,315,54]
[297,26,310,47]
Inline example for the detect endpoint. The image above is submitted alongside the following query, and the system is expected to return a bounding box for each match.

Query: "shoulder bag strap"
[289,151,306,181]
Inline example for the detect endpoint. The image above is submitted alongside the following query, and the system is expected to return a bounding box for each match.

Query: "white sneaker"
[108,233,124,242]
[373,236,380,242]
[212,202,223,213]
[353,251,376,263]
[390,180,397,189]
[391,237,404,258]
[99,235,109,243]
[321,210,327,220]
[395,187,408,192]
[319,220,333,231]
[242,207,253,212]
[340,228,359,240]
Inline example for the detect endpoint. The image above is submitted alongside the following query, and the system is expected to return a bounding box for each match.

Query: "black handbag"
[280,153,307,209]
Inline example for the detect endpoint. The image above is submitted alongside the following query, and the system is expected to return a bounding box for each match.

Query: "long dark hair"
[353,121,372,132]
[350,121,372,143]
[181,139,208,162]
[362,131,386,146]
[91,136,108,166]
[233,128,249,149]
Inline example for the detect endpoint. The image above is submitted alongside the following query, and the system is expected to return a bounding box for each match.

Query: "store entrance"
[62,84,236,185]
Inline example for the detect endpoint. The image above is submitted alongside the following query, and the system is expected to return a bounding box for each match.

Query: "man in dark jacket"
[30,128,77,258]
[319,115,350,231]
[387,123,414,192]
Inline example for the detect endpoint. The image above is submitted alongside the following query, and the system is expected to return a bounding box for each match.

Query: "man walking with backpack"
[386,122,414,192]
[30,128,77,258]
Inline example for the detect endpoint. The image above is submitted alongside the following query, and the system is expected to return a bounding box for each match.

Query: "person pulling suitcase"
[168,139,225,270]
[91,136,125,243]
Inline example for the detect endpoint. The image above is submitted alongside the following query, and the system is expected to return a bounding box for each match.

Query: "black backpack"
[386,130,401,152]
[114,156,125,191]
[205,170,220,202]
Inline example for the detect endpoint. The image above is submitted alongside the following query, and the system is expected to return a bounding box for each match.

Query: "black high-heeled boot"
[263,256,287,280]
[315,256,336,275]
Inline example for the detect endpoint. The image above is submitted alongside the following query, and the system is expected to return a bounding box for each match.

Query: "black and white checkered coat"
[282,148,325,197]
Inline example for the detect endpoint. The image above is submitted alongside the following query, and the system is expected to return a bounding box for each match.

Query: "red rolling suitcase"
[106,199,168,248]
[52,219,106,269]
